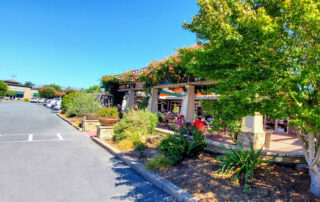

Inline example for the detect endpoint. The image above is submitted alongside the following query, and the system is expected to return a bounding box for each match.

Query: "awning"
[159,89,183,97]
[15,91,24,95]
[33,93,39,96]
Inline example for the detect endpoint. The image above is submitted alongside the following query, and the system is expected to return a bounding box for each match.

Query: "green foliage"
[138,96,149,109]
[113,109,158,143]
[135,142,147,151]
[187,127,209,159]
[24,81,34,88]
[6,90,15,97]
[146,155,173,171]
[97,107,118,118]
[86,85,102,93]
[217,143,270,187]
[39,86,56,99]
[181,1,320,190]
[46,84,62,92]
[23,98,29,102]
[159,127,208,165]
[101,76,125,105]
[0,81,8,97]
[66,93,101,117]
[61,92,80,111]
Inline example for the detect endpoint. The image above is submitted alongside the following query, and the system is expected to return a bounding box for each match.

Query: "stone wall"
[238,132,266,150]
[82,120,101,132]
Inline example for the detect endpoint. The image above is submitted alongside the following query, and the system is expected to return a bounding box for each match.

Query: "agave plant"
[217,142,271,186]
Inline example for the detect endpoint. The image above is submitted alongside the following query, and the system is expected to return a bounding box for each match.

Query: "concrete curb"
[91,137,198,202]
[56,113,82,131]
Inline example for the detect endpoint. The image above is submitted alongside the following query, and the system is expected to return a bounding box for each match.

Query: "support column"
[238,112,266,149]
[148,88,158,113]
[125,90,135,111]
[181,85,195,123]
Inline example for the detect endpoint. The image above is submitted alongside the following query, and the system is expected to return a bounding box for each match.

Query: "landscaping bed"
[58,112,82,129]
[104,137,319,201]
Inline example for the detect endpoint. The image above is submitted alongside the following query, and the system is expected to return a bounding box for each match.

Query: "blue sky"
[0,0,198,89]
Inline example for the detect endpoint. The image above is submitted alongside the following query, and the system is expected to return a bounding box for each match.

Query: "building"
[3,80,39,100]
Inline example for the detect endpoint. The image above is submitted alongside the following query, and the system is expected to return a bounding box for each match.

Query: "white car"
[52,100,61,110]
[38,98,45,103]
[46,99,55,108]
[30,98,39,103]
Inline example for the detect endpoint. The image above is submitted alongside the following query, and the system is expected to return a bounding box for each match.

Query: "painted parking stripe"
[56,133,63,140]
[28,134,33,141]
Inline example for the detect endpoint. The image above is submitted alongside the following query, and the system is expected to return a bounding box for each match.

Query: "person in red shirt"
[193,116,205,133]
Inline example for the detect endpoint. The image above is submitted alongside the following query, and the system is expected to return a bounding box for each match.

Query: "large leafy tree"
[39,86,56,99]
[181,0,320,197]
[0,81,8,97]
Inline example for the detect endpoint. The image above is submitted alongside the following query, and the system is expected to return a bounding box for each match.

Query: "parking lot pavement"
[0,101,172,202]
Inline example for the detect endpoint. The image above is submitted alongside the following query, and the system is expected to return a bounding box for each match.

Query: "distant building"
[3,80,39,100]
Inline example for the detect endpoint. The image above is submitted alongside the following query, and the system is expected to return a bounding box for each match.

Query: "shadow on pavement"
[109,157,173,202]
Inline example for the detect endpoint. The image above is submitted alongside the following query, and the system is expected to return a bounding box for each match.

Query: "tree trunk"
[310,167,320,198]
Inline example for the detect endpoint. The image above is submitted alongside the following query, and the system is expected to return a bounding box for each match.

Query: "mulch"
[124,144,320,201]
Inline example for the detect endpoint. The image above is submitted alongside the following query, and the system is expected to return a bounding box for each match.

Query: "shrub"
[66,93,101,117]
[146,156,173,171]
[187,127,209,159]
[135,142,147,151]
[158,133,189,165]
[217,142,272,188]
[61,92,80,111]
[113,109,158,143]
[23,98,29,102]
[0,81,8,97]
[159,127,208,165]
[97,107,118,118]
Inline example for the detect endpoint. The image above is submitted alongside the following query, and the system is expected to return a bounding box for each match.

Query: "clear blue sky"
[0,0,198,89]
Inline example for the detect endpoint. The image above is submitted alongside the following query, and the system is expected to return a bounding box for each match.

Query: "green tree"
[39,86,56,99]
[46,84,62,92]
[0,81,8,97]
[182,0,320,197]
[86,85,102,93]
[6,90,16,97]
[24,81,34,88]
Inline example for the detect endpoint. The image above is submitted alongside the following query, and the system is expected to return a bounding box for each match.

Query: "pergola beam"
[153,80,216,89]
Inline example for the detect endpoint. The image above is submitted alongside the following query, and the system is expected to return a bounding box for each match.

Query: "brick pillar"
[238,112,266,149]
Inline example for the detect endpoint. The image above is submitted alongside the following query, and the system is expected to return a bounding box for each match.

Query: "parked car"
[30,98,39,103]
[52,100,61,110]
[46,99,55,108]
[38,98,45,103]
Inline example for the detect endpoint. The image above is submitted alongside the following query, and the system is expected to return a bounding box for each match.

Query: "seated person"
[193,116,205,133]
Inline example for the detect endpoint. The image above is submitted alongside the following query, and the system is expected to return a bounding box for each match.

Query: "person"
[176,115,185,130]
[117,104,123,119]
[193,116,205,133]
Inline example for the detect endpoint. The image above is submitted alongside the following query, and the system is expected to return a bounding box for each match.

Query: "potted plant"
[83,113,98,120]
[97,107,119,126]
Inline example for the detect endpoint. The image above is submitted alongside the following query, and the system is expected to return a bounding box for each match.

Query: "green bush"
[97,107,118,118]
[113,109,158,143]
[146,155,173,171]
[217,142,271,188]
[159,127,208,165]
[61,92,80,111]
[23,98,30,102]
[66,93,101,117]
[135,142,147,151]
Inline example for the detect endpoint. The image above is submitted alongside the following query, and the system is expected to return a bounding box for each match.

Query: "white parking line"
[56,133,63,140]
[28,134,33,141]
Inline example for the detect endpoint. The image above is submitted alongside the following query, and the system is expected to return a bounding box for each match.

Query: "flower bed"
[102,135,319,201]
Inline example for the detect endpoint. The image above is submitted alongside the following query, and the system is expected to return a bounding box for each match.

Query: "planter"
[98,117,119,126]
[83,113,98,120]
